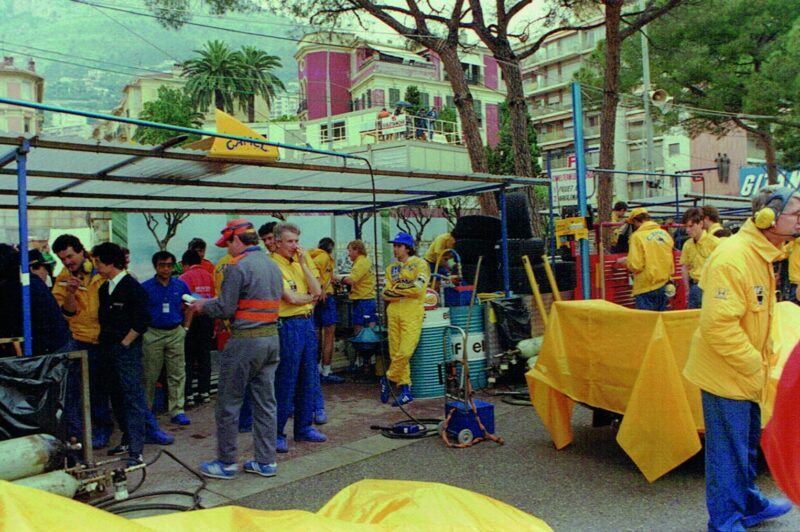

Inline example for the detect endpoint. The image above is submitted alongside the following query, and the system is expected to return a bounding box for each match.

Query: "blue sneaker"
[295,427,327,443]
[742,498,793,528]
[244,460,277,477]
[199,459,238,479]
[313,409,328,425]
[321,374,345,384]
[391,385,413,407]
[379,376,390,404]
[276,435,288,453]
[145,430,174,445]
[170,413,191,426]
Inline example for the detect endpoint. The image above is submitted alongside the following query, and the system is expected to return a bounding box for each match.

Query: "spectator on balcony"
[415,107,427,140]
[426,107,439,141]
[376,108,390,140]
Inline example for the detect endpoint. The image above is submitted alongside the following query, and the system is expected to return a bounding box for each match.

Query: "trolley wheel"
[437,421,446,435]
[457,428,474,444]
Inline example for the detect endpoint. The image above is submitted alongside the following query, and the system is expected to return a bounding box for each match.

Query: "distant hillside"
[0,0,301,114]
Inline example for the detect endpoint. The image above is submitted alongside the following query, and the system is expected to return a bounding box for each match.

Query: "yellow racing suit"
[383,256,430,385]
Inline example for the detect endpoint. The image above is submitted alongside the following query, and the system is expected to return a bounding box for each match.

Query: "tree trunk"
[437,46,497,215]
[760,127,779,185]
[598,0,624,246]
[247,95,255,123]
[215,90,225,111]
[498,58,543,236]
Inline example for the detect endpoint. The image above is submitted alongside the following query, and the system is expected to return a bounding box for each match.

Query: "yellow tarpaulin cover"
[0,479,551,531]
[208,109,279,161]
[526,300,800,482]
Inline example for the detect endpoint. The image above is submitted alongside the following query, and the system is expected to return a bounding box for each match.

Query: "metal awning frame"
[1,97,546,355]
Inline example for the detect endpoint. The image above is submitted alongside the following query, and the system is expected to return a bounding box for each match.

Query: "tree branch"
[517,20,606,60]
[619,0,685,41]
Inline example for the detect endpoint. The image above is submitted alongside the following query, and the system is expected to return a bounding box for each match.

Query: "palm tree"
[238,46,285,122]
[181,40,244,114]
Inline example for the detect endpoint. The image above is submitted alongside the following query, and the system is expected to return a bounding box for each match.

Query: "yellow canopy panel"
[0,479,551,531]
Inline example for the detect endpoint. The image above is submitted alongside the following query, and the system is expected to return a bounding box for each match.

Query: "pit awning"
[0,135,540,215]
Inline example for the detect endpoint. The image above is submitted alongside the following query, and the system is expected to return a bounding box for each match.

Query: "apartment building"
[0,56,44,136]
[521,25,767,206]
[295,32,506,152]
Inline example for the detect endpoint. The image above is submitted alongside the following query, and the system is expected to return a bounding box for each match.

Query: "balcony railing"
[357,59,438,83]
[358,114,463,145]
[530,101,572,116]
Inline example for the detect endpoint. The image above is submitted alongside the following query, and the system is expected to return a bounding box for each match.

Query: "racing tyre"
[505,192,533,239]
[452,215,501,242]
[454,239,497,265]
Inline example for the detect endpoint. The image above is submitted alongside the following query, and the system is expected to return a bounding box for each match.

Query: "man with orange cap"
[190,219,284,479]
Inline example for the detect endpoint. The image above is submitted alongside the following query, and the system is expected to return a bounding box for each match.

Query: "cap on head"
[215,218,255,247]
[388,232,414,248]
[626,207,648,224]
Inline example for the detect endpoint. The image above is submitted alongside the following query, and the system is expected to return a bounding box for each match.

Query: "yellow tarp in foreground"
[526,300,800,483]
[0,479,551,531]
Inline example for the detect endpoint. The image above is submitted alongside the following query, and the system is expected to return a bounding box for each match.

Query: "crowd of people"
[375,105,440,141]
[1,184,798,529]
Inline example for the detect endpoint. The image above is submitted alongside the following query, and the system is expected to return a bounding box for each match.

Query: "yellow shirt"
[423,233,455,266]
[683,219,784,401]
[789,239,799,284]
[383,256,430,308]
[214,254,232,295]
[348,254,376,300]
[680,231,720,282]
[309,248,334,295]
[626,221,675,296]
[52,267,104,344]
[272,253,315,317]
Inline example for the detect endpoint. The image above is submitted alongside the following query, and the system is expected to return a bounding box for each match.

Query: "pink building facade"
[296,34,504,147]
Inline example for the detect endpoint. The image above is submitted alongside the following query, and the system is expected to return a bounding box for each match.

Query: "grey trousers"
[216,336,280,465]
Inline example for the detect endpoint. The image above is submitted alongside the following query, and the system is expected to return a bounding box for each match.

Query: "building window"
[389,88,400,107]
[320,121,347,143]
[446,95,454,109]
[420,92,429,108]
[366,90,372,108]
[473,99,482,125]
[23,117,31,133]
[669,142,680,156]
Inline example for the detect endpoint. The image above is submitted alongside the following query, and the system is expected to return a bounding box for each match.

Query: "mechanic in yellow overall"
[381,232,430,406]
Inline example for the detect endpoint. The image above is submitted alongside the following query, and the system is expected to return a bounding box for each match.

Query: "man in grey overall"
[191,219,283,479]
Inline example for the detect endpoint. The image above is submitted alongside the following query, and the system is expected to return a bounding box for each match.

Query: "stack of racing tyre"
[453,191,576,295]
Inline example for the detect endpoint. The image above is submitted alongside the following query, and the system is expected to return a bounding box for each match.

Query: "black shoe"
[107,443,130,456]
[127,454,144,467]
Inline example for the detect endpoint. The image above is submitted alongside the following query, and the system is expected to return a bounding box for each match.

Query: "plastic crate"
[444,285,475,307]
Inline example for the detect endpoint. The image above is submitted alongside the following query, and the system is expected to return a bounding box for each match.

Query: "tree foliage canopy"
[132,86,203,146]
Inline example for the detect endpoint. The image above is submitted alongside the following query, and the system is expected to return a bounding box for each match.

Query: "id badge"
[162,302,170,313]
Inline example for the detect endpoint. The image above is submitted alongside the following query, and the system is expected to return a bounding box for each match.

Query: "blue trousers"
[68,340,114,440]
[635,286,668,311]
[701,391,769,531]
[688,282,703,309]
[103,341,147,456]
[275,317,318,438]
[791,283,798,305]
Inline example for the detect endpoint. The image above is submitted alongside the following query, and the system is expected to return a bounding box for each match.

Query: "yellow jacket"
[683,219,784,401]
[348,254,376,300]
[680,231,720,282]
[626,221,675,296]
[423,233,455,266]
[52,267,105,344]
[214,254,232,295]
[309,248,334,295]
[789,238,799,284]
[383,256,430,308]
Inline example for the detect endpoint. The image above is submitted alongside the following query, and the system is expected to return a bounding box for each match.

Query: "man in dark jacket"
[93,242,150,467]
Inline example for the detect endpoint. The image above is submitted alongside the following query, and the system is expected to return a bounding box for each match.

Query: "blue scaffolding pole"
[571,82,591,300]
